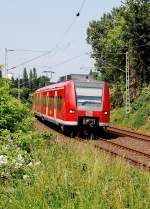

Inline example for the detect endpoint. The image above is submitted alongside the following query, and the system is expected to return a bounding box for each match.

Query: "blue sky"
[0,0,121,81]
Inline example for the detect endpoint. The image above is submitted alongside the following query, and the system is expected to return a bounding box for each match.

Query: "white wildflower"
[1,171,9,178]
[0,155,8,165]
[14,162,22,169]
[16,147,20,152]
[23,174,29,180]
[18,154,24,162]
[28,161,33,167]
[34,161,41,166]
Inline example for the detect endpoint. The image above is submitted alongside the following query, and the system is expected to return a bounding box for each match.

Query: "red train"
[33,78,110,136]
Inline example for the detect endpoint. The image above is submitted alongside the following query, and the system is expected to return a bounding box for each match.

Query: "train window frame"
[75,87,103,111]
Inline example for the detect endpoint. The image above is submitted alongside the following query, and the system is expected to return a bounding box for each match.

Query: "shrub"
[111,86,150,130]
[0,79,34,132]
[0,78,50,181]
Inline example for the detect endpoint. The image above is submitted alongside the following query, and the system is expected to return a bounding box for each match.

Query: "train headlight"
[103,111,108,115]
[69,110,75,114]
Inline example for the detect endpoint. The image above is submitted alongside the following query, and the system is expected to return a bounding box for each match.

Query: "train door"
[57,88,65,120]
[46,92,49,116]
[38,93,42,113]
[54,91,57,120]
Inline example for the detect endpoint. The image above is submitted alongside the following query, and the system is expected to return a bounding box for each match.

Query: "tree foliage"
[11,68,50,101]
[0,79,33,132]
[87,0,150,106]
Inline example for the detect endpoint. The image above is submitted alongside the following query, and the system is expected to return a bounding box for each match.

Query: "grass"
[0,138,150,209]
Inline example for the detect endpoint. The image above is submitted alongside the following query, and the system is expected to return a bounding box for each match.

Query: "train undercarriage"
[60,117,106,139]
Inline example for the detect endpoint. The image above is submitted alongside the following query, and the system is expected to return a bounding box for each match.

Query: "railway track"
[94,139,150,172]
[36,120,150,172]
[108,126,150,142]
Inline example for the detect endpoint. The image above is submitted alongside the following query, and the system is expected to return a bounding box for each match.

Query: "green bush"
[0,129,52,180]
[111,86,150,130]
[0,79,34,132]
[0,78,49,180]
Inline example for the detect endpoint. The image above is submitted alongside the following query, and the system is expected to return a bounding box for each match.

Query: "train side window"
[57,96,62,110]
[40,95,42,106]
[43,96,44,106]
[52,96,54,108]
[36,95,38,105]
[44,96,46,106]
[49,96,52,108]
[58,96,62,110]
[38,95,40,105]
[57,96,60,109]
[60,96,62,109]
[46,96,49,107]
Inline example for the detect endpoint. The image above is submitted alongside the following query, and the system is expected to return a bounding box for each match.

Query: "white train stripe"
[34,112,109,127]
[34,112,78,126]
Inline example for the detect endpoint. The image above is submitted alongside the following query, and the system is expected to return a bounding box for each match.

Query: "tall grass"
[0,140,150,209]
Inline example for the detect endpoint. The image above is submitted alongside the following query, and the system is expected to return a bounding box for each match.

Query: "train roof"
[74,80,104,88]
[34,80,105,93]
[35,80,71,93]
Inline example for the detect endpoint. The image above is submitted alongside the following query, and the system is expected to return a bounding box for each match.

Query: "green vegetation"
[0,77,150,208]
[11,67,50,101]
[0,78,50,180]
[1,1,150,207]
[87,0,150,107]
[111,86,150,131]
[0,79,33,132]
[87,0,150,131]
[1,141,150,209]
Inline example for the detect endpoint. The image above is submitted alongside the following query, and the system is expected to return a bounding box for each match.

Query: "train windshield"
[76,87,103,110]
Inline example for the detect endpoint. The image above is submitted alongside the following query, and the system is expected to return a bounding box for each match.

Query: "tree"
[32,68,38,90]
[23,68,29,88]
[29,69,33,92]
[37,76,50,88]
[87,8,126,83]
[122,0,150,86]
[0,65,3,78]
[87,0,150,105]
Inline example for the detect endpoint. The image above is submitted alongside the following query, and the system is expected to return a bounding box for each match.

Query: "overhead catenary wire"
[7,49,52,53]
[47,52,90,69]
[78,0,87,14]
[8,0,88,71]
[8,42,71,71]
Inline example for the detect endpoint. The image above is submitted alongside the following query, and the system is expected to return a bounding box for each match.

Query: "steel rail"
[108,126,150,143]
[99,139,150,159]
[94,143,150,172]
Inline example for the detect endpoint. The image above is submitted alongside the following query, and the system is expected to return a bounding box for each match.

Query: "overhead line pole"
[18,76,21,100]
[5,48,8,78]
[87,51,131,114]
[126,51,130,114]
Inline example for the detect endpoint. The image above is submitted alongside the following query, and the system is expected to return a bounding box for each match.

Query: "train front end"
[74,80,110,129]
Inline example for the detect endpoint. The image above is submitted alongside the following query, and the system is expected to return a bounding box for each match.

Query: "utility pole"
[5,48,8,78]
[4,48,15,78]
[43,69,55,85]
[18,75,21,100]
[126,51,130,114]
